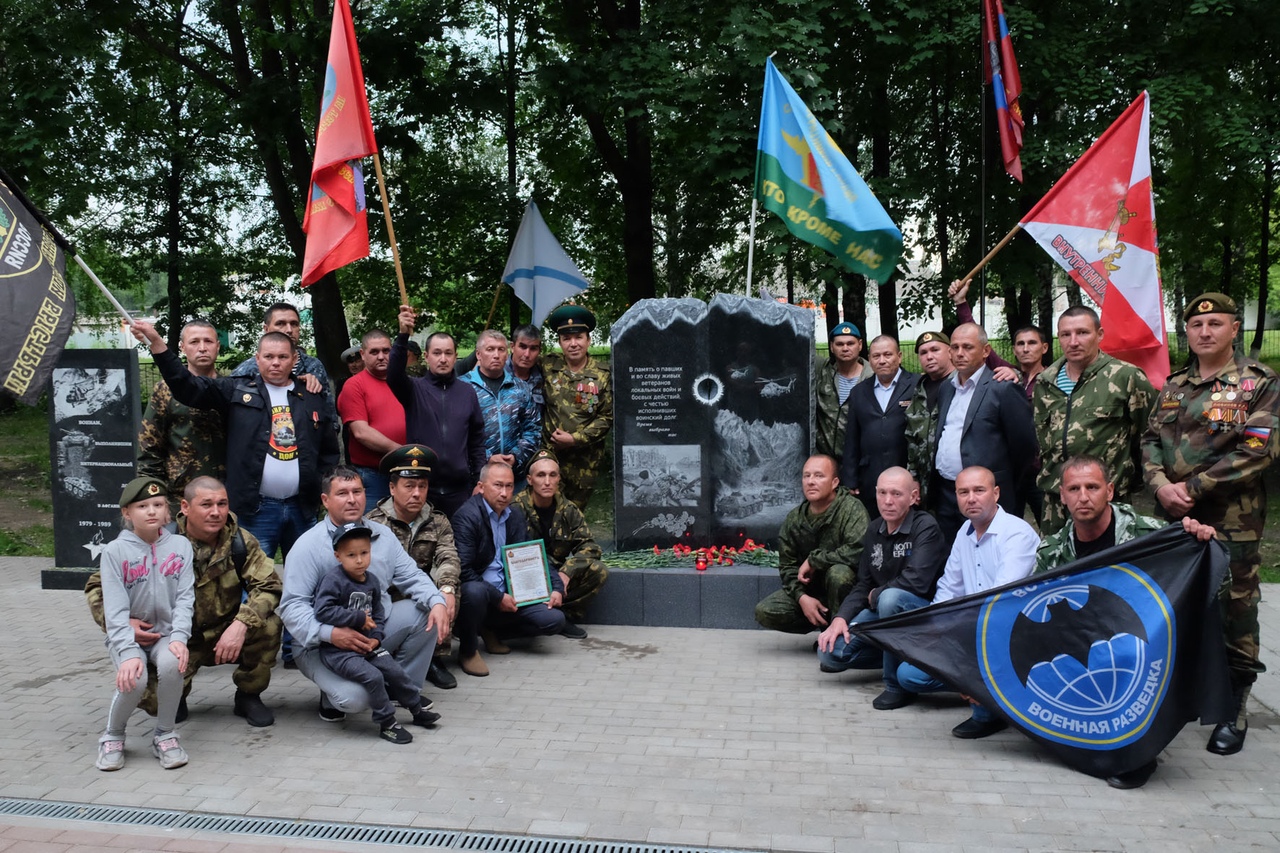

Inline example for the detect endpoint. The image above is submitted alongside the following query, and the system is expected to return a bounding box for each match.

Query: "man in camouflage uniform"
[542,305,612,510]
[364,444,462,690]
[86,476,282,727]
[1142,292,1280,757]
[1036,455,1215,789]
[137,319,227,516]
[1033,306,1155,534]
[755,455,868,635]
[904,331,953,507]
[1034,455,1167,576]
[815,322,869,464]
[514,449,608,639]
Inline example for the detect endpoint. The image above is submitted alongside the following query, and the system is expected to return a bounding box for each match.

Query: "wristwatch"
[439,584,457,595]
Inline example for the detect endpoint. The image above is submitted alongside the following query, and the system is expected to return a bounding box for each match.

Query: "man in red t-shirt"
[337,330,407,509]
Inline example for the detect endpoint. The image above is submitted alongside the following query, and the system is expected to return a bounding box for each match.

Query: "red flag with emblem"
[301,0,378,286]
[983,0,1025,182]
[1020,92,1170,387]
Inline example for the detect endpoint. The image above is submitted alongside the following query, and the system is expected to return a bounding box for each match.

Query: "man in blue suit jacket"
[451,462,565,677]
[930,324,1037,542]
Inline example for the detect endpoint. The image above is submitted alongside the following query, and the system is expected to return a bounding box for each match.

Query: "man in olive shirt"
[513,449,609,639]
[754,455,868,635]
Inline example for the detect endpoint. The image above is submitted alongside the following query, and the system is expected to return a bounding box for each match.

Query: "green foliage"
[2,0,1275,345]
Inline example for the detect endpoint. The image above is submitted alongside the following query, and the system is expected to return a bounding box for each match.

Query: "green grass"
[0,527,54,557]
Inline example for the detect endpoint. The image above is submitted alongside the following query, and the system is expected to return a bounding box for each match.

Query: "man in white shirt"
[891,466,1039,738]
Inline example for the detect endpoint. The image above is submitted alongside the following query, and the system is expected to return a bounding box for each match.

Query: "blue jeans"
[237,496,314,561]
[818,588,931,691]
[355,467,389,511]
[238,496,313,662]
[897,661,996,723]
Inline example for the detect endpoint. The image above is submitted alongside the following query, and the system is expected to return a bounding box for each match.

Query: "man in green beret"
[364,444,462,690]
[541,305,612,510]
[815,322,869,465]
[513,449,609,639]
[903,330,953,507]
[1142,292,1280,757]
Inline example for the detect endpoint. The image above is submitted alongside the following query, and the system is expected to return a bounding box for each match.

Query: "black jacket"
[387,334,486,492]
[155,348,340,518]
[451,494,564,594]
[840,370,921,494]
[932,366,1037,513]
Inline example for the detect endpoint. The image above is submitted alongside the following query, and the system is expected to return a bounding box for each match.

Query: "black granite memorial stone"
[612,299,712,550]
[45,348,140,588]
[707,294,812,545]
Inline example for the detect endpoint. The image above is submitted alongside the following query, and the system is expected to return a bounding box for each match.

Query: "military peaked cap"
[380,444,437,479]
[548,305,596,335]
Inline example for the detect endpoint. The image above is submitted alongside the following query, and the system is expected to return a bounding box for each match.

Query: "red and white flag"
[301,0,378,286]
[1020,92,1170,387]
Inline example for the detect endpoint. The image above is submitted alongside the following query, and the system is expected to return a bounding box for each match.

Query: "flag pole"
[72,255,133,324]
[371,151,409,307]
[483,282,504,330]
[0,167,133,323]
[746,51,777,297]
[960,222,1021,286]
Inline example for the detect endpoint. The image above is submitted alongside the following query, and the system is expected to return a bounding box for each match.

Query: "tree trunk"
[163,5,184,351]
[216,0,350,375]
[841,272,866,337]
[164,120,182,351]
[504,0,521,335]
[1249,157,1275,357]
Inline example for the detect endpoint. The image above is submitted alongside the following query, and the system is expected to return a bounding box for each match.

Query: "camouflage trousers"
[556,446,606,511]
[754,564,857,634]
[136,613,283,714]
[1219,539,1265,691]
[561,559,609,621]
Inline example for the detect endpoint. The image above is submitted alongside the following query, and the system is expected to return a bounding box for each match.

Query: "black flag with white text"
[851,525,1233,778]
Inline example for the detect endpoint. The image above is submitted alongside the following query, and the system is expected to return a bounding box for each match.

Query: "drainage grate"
[0,798,752,853]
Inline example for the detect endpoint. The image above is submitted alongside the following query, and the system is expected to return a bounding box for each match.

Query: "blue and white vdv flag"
[849,525,1234,779]
[502,201,589,326]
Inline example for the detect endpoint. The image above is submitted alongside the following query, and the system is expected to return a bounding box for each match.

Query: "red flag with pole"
[301,0,378,286]
[983,0,1024,183]
[1020,92,1170,387]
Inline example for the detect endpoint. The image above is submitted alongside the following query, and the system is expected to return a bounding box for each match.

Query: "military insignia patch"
[1243,426,1271,449]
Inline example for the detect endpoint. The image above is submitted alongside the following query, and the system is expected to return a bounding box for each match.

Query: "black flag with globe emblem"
[0,170,77,406]
[850,525,1234,778]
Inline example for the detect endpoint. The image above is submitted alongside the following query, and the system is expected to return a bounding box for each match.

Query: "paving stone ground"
[0,556,1277,852]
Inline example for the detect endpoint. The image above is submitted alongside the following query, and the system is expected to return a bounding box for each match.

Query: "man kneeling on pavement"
[279,466,449,722]
[875,466,1040,739]
[1035,454,1216,789]
[754,454,868,634]
[513,449,609,638]
[365,444,462,691]
[451,462,568,677]
[816,468,947,708]
[86,476,282,727]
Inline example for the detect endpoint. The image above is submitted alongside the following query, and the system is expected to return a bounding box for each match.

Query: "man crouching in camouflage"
[364,444,462,691]
[514,449,609,639]
[1142,292,1280,757]
[86,476,282,727]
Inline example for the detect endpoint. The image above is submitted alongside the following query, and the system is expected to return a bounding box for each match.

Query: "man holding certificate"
[451,462,566,677]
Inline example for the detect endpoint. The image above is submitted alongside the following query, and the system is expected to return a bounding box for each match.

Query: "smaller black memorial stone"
[611,299,712,550]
